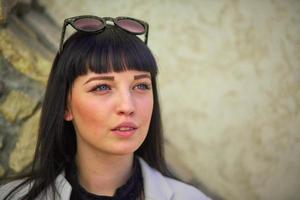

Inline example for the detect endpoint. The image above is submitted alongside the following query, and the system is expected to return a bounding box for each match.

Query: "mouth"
[111,122,138,137]
[112,127,137,131]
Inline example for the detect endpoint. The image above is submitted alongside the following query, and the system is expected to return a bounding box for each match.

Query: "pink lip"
[112,122,138,130]
[111,122,138,138]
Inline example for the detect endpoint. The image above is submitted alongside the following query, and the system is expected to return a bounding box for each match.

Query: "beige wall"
[36,0,300,199]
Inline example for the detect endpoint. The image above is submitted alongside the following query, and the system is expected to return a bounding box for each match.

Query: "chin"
[109,142,142,156]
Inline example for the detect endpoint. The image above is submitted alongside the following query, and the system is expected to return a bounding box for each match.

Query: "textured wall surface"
[0,24,50,177]
[1,0,300,199]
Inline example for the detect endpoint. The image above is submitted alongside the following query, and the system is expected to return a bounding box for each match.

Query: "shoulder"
[0,179,28,199]
[138,157,211,200]
[164,177,211,200]
[0,174,71,200]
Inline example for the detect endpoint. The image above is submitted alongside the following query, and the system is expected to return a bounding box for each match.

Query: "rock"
[0,134,3,150]
[0,81,4,97]
[9,109,40,172]
[0,90,38,123]
[0,30,51,85]
[0,164,5,177]
[0,0,18,24]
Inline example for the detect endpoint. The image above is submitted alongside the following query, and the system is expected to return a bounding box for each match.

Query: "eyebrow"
[84,74,151,85]
[84,76,114,84]
[134,74,151,80]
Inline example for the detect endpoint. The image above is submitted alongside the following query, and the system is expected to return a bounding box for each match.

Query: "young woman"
[0,16,211,200]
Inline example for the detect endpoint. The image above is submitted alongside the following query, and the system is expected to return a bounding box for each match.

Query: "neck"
[75,149,134,196]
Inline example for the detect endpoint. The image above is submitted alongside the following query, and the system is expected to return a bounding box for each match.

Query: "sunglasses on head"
[59,15,149,53]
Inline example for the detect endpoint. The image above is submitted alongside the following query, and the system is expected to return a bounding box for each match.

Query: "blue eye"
[92,84,111,91]
[134,83,151,90]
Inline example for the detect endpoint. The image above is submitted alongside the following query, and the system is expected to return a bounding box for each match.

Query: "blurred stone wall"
[1,0,300,200]
[0,0,52,177]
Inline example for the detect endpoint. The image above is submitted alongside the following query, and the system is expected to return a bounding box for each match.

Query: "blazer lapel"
[139,158,174,200]
[54,158,174,200]
[53,172,72,200]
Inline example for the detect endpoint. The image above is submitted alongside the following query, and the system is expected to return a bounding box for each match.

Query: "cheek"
[137,95,154,122]
[71,97,109,131]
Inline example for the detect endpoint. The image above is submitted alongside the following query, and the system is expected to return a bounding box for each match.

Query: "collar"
[55,157,174,200]
[138,158,174,200]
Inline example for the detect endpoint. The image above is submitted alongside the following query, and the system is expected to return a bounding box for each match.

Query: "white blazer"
[0,158,211,200]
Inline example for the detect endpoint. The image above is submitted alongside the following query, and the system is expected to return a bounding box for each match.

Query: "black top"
[65,157,144,200]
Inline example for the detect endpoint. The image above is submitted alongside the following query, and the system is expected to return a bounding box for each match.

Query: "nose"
[116,90,135,116]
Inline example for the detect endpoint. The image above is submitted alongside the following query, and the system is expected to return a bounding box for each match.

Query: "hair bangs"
[61,25,158,84]
[86,41,158,76]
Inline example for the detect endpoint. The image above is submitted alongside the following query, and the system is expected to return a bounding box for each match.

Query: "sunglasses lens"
[115,19,145,34]
[74,18,104,32]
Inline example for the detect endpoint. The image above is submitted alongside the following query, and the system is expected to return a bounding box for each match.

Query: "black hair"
[3,25,171,199]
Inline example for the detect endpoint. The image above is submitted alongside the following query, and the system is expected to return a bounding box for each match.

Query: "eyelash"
[133,83,152,90]
[91,84,111,92]
[90,83,152,93]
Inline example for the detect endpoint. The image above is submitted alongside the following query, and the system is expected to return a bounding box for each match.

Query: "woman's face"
[65,70,153,156]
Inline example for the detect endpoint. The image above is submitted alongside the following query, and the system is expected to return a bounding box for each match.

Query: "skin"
[64,70,154,196]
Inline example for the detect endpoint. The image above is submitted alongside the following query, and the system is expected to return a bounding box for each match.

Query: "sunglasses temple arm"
[144,24,149,45]
[59,21,68,53]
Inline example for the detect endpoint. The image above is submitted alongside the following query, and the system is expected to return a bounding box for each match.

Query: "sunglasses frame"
[59,15,149,53]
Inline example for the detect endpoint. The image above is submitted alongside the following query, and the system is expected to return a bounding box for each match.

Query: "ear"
[64,109,73,121]
[64,93,73,121]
